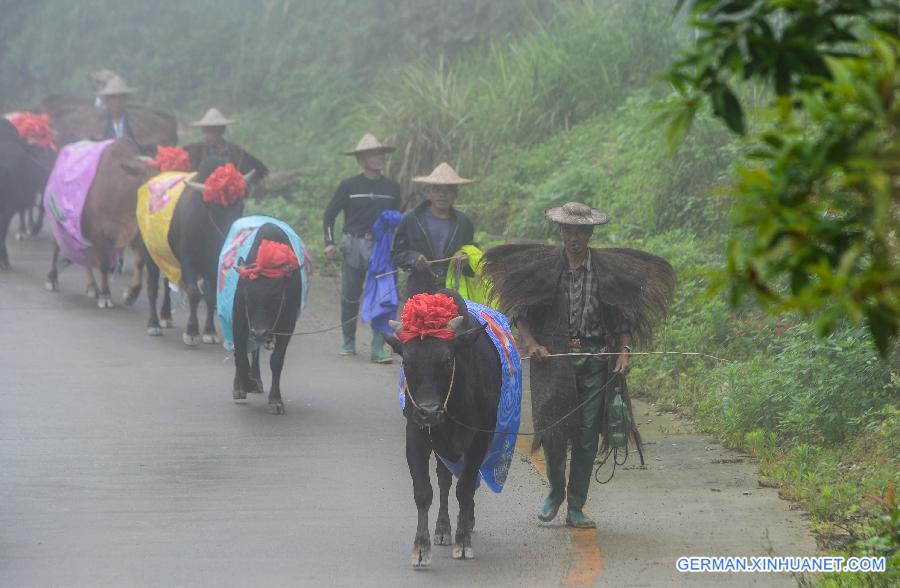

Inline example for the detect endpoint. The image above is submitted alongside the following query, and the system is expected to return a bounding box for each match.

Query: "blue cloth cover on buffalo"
[400,300,522,493]
[217,215,309,352]
[361,209,403,335]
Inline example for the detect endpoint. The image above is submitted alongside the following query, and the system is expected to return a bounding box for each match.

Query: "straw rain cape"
[481,244,675,450]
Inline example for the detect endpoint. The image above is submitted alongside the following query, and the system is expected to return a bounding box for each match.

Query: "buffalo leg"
[0,206,13,270]
[407,423,433,568]
[85,268,99,299]
[266,334,291,415]
[16,210,27,240]
[201,279,219,344]
[124,241,144,306]
[97,261,113,309]
[434,458,453,545]
[453,434,490,560]
[30,202,44,235]
[232,312,254,401]
[160,278,173,327]
[250,350,263,393]
[45,241,60,290]
[183,281,202,346]
[145,256,163,336]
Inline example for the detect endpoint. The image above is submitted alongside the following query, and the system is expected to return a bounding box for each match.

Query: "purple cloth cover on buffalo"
[43,140,115,268]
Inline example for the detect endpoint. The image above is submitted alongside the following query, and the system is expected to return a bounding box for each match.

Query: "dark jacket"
[183,141,269,185]
[102,112,136,143]
[392,200,475,297]
[322,173,402,246]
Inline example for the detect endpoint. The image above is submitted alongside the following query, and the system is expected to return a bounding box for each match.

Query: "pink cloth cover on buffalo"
[43,140,115,268]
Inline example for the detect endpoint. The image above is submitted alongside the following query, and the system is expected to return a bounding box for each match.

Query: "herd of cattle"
[2,96,516,567]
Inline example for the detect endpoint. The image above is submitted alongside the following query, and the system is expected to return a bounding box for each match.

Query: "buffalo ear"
[384,332,403,356]
[454,323,487,349]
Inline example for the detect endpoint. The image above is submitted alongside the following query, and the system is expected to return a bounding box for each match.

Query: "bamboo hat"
[412,162,475,186]
[191,108,238,127]
[344,133,395,156]
[545,202,610,226]
[89,69,118,85]
[98,76,137,96]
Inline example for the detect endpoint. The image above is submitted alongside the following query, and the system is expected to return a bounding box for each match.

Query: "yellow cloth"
[445,244,497,308]
[136,171,196,286]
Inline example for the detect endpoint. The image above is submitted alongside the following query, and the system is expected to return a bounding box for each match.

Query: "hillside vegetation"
[2,1,896,582]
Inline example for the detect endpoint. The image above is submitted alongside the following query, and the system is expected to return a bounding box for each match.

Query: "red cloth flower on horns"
[8,112,56,151]
[238,240,299,280]
[202,163,247,207]
[147,145,191,172]
[398,293,460,343]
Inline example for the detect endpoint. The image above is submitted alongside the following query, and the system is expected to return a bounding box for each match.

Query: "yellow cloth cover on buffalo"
[137,171,196,287]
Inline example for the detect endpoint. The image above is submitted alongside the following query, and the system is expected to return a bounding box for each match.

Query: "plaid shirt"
[565,250,630,341]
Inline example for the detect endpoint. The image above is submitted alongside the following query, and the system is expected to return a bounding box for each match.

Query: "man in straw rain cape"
[98,76,138,142]
[323,134,402,362]
[482,202,675,528]
[391,162,476,298]
[183,108,268,184]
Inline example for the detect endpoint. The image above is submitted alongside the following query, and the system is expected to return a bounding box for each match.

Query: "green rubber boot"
[565,508,596,529]
[370,331,393,364]
[340,337,356,356]
[537,495,563,522]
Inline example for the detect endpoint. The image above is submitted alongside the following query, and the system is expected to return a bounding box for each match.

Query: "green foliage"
[661,0,900,354]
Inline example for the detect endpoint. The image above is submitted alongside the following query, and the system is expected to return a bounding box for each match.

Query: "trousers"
[542,348,609,510]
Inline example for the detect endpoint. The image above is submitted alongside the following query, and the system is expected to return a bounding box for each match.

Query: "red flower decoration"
[238,240,300,280]
[148,145,191,172]
[202,163,247,207]
[8,112,56,151]
[398,293,460,343]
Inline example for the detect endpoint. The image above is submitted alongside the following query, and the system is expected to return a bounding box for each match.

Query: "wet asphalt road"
[1,235,818,587]
[0,236,568,587]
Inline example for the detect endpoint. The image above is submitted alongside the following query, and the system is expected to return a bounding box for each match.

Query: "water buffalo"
[225,220,306,415]
[174,161,255,346]
[386,289,504,567]
[0,118,56,269]
[44,139,151,307]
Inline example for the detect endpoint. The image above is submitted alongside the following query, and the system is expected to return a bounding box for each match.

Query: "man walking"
[323,134,401,362]
[482,202,675,528]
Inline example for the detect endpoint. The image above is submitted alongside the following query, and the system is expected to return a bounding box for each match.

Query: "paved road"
[0,236,568,587]
[1,235,817,587]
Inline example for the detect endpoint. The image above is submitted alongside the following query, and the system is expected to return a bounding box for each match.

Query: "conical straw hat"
[544,202,610,226]
[98,76,137,96]
[191,108,238,127]
[344,133,395,155]
[412,162,475,186]
[89,69,118,85]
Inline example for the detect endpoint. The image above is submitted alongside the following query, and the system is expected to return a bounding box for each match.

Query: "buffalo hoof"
[233,387,247,401]
[86,285,99,299]
[15,231,25,241]
[250,378,264,394]
[182,333,201,347]
[45,280,58,292]
[411,546,432,569]
[123,288,139,306]
[268,401,285,415]
[97,297,114,309]
[452,544,474,560]
[146,326,163,337]
[434,521,452,546]
[201,333,220,345]
[0,258,10,271]
[160,318,174,328]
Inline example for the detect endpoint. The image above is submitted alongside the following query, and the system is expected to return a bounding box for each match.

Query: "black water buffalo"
[386,289,501,567]
[231,223,303,415]
[173,161,254,346]
[0,118,56,269]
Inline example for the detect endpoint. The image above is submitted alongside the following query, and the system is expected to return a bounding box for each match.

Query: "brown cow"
[45,139,152,308]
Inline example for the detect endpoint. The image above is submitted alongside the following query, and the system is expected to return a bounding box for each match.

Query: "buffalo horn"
[447,316,465,331]
[389,320,402,332]
[186,180,206,192]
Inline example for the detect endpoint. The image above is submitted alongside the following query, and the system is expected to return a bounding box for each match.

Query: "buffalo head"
[387,309,486,427]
